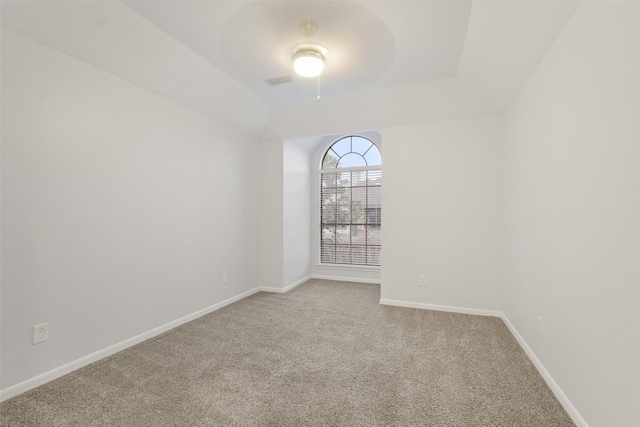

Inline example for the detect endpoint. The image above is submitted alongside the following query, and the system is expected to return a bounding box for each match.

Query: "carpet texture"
[1,279,574,426]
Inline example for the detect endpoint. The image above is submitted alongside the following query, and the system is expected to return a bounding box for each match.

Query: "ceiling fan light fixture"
[293,48,325,78]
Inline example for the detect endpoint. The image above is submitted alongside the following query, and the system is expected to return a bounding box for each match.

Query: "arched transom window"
[320,136,381,266]
[321,136,381,169]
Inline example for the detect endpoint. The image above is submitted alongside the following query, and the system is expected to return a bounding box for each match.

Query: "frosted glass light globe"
[293,50,325,78]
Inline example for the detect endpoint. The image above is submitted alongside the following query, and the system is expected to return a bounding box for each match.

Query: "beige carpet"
[1,279,574,426]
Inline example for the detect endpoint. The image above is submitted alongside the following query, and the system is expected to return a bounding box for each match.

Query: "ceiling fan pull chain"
[317,74,320,102]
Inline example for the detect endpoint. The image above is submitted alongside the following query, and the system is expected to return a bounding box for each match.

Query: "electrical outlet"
[537,315,543,335]
[419,275,427,287]
[33,323,49,344]
[222,273,228,284]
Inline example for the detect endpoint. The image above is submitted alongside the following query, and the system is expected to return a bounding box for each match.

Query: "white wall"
[503,2,640,426]
[283,140,311,287]
[380,117,504,312]
[258,138,284,290]
[1,29,260,390]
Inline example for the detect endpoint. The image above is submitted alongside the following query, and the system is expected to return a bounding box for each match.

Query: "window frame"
[318,136,382,268]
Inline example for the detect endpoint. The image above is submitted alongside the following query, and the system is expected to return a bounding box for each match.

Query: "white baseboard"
[258,275,311,294]
[0,287,260,402]
[284,275,310,291]
[311,274,381,284]
[379,298,502,317]
[256,286,287,293]
[500,315,588,427]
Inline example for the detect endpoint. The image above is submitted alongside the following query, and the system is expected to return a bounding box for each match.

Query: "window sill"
[316,263,381,271]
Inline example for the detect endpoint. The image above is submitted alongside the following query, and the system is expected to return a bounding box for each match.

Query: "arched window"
[320,136,381,266]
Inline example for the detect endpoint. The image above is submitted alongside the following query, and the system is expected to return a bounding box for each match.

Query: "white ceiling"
[1,1,581,138]
[124,1,472,103]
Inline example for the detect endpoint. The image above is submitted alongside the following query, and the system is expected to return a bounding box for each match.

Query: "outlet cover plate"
[33,323,49,344]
